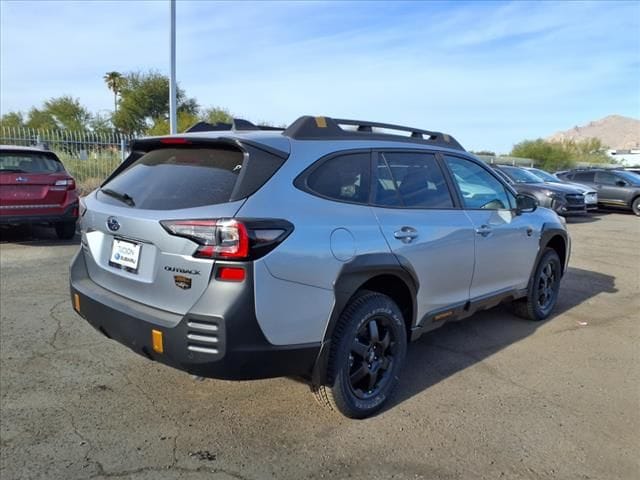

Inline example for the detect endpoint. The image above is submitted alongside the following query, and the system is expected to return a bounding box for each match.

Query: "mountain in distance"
[547,115,640,150]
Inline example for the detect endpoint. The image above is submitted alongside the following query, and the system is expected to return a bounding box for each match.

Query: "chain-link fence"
[0,127,134,194]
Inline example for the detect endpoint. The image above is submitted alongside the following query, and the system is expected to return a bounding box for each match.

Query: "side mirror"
[615,180,626,187]
[516,194,537,214]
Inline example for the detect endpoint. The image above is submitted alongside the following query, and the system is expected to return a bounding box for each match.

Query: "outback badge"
[174,275,192,290]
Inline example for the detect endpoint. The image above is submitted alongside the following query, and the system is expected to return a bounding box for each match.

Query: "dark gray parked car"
[70,115,571,418]
[493,165,587,215]
[522,167,598,211]
[557,169,640,216]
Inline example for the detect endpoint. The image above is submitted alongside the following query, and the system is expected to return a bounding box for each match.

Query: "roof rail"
[185,119,284,133]
[283,115,465,151]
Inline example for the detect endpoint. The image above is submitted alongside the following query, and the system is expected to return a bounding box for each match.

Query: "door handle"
[394,226,418,243]
[475,225,492,237]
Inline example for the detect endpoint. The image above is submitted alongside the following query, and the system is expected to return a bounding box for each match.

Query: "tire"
[632,197,640,216]
[512,248,562,321]
[312,291,407,419]
[54,221,76,240]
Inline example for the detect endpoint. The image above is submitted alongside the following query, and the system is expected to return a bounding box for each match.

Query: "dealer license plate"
[109,238,141,272]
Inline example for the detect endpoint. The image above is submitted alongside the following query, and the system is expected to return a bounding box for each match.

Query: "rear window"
[100,145,283,210]
[0,151,64,173]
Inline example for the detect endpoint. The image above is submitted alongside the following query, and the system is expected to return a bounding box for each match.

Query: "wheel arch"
[538,222,569,276]
[310,253,418,385]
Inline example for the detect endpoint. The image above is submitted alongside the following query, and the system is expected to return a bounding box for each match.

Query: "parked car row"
[556,168,640,216]
[488,164,640,216]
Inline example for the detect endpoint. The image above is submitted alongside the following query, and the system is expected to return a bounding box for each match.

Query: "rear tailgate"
[81,196,245,315]
[0,172,70,207]
[80,139,287,315]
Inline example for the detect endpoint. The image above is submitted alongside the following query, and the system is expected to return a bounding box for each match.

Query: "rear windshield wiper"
[99,187,135,207]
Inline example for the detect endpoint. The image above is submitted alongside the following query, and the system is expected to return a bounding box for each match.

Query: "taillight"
[160,218,293,260]
[54,178,76,190]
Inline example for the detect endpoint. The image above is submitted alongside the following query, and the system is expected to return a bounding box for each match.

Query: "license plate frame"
[109,238,141,273]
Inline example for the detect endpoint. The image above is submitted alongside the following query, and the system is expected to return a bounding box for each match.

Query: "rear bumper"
[0,202,78,225]
[69,250,319,380]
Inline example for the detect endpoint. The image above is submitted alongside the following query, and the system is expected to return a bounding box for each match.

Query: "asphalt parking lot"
[1,212,638,480]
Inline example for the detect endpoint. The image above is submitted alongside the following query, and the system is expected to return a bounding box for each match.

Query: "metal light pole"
[169,0,177,134]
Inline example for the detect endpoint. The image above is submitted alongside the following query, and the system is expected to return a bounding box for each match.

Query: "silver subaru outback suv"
[70,116,570,418]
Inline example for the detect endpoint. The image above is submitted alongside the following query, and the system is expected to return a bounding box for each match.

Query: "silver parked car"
[70,116,570,418]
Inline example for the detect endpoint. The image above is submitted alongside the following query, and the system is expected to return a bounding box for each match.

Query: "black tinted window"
[374,152,453,208]
[573,171,595,182]
[595,171,619,186]
[101,147,246,210]
[0,151,64,173]
[306,152,370,204]
[444,156,513,210]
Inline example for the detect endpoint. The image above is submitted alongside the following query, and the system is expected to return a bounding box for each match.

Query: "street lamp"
[169,0,177,134]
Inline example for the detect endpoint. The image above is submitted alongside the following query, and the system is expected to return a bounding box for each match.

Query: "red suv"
[0,145,79,239]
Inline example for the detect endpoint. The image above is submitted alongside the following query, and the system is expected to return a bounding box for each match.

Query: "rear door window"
[305,152,371,204]
[0,151,64,173]
[100,145,283,210]
[574,171,595,182]
[374,152,453,208]
[595,171,619,186]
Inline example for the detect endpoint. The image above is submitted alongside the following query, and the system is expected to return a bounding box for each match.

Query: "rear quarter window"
[303,152,371,204]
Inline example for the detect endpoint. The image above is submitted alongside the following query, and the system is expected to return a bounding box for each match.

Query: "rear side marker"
[152,329,164,354]
[73,293,80,313]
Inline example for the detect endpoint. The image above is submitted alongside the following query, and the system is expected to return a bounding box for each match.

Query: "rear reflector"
[217,267,245,282]
[152,329,164,353]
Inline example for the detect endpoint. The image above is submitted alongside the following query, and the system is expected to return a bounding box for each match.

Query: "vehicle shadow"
[0,224,79,246]
[565,214,600,224]
[387,266,617,412]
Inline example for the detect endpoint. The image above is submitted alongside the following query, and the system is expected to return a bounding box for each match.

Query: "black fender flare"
[311,253,418,385]
[529,222,570,288]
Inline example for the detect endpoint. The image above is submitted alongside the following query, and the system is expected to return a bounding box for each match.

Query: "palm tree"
[103,71,124,113]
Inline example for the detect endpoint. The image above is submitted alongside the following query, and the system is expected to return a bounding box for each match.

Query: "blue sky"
[1,0,639,152]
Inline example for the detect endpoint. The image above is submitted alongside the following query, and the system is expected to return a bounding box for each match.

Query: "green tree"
[24,96,91,131]
[103,71,124,113]
[113,71,198,135]
[147,111,201,136]
[202,106,233,125]
[511,138,612,171]
[0,111,25,129]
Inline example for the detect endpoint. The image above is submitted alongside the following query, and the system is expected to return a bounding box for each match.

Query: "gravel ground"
[1,212,638,480]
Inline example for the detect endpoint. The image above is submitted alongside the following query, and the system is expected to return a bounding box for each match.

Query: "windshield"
[616,170,640,185]
[500,166,544,183]
[529,168,558,182]
[0,151,65,173]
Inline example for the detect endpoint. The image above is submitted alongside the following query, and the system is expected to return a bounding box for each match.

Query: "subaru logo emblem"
[16,176,28,183]
[107,217,120,232]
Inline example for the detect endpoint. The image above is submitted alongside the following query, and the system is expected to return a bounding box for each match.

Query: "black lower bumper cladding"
[69,250,319,380]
